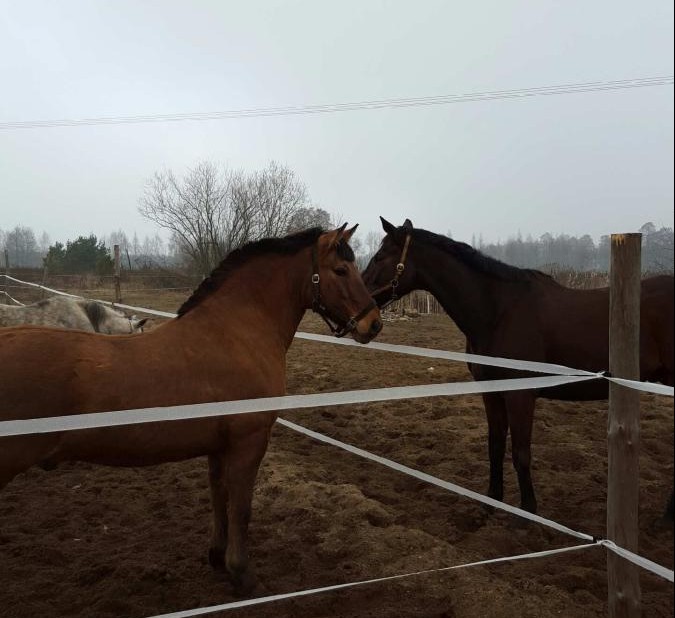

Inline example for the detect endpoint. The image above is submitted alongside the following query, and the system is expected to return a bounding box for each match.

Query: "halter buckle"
[312,274,320,284]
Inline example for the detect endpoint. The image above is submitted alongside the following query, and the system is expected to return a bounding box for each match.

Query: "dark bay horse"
[0,225,382,594]
[363,218,673,517]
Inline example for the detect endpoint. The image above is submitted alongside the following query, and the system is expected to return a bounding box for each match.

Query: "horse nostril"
[370,319,383,335]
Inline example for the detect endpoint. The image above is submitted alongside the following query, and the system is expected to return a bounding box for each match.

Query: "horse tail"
[83,301,106,333]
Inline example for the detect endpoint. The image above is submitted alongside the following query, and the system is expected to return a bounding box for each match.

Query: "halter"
[311,243,377,338]
[369,233,412,309]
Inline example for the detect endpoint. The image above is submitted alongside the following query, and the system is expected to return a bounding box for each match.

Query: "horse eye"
[334,266,348,277]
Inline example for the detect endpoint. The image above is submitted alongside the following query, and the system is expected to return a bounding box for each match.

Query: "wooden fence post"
[113,244,122,303]
[41,264,49,299]
[607,232,642,618]
[1,249,9,305]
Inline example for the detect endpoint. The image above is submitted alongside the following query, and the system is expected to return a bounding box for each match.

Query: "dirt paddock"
[1,305,673,618]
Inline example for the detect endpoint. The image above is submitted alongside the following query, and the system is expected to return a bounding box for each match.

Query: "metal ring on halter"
[370,234,412,310]
[310,240,376,338]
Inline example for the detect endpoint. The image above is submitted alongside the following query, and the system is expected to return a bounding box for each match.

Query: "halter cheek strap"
[311,244,377,338]
[370,233,412,309]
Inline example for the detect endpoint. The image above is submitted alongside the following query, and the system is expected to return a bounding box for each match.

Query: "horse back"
[0,320,286,420]
[640,275,674,384]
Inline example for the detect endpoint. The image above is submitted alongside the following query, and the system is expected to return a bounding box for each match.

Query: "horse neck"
[414,244,518,343]
[178,251,310,352]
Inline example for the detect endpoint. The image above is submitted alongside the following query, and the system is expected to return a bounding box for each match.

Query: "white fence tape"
[0,289,25,305]
[100,301,177,319]
[294,332,598,376]
[0,275,178,318]
[279,419,674,583]
[147,543,600,618]
[606,377,674,397]
[3,274,672,396]
[600,540,675,583]
[0,274,82,298]
[0,375,597,437]
[278,419,593,541]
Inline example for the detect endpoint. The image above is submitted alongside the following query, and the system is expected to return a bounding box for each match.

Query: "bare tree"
[2,225,40,267]
[38,232,51,256]
[286,206,333,233]
[230,161,311,239]
[139,160,316,273]
[365,230,383,255]
[139,161,229,274]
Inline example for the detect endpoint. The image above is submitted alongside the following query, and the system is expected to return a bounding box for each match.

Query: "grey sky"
[1,0,673,247]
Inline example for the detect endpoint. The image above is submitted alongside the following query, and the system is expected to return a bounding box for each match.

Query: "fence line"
[1,272,673,616]
[278,419,673,582]
[0,375,599,438]
[3,274,672,397]
[147,543,601,618]
[0,290,24,305]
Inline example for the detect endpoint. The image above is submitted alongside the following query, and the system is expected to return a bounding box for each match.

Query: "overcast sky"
[0,0,673,248]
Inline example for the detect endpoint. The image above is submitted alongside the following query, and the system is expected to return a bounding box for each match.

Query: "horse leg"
[207,453,229,569]
[665,370,674,521]
[504,391,538,514]
[223,423,272,595]
[482,393,508,503]
[0,436,56,491]
[664,491,674,522]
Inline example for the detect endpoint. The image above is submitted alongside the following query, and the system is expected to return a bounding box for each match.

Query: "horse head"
[86,301,149,334]
[311,224,382,343]
[362,217,417,309]
[128,315,149,333]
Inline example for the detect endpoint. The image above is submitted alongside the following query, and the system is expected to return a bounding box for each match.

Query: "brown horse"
[0,225,382,594]
[363,218,673,518]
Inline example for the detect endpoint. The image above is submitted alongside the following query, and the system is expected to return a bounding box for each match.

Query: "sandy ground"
[1,309,673,618]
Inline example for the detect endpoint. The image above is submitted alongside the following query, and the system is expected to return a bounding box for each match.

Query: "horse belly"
[54,418,229,467]
[539,379,609,402]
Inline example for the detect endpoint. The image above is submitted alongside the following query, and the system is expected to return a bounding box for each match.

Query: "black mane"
[411,228,557,284]
[178,227,340,316]
[84,301,106,332]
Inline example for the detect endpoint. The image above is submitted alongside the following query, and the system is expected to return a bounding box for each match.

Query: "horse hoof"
[208,547,226,570]
[521,500,537,514]
[230,570,257,597]
[664,496,674,523]
[481,502,495,515]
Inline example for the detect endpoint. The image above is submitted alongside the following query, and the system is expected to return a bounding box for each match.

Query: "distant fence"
[0,267,201,305]
[0,268,659,315]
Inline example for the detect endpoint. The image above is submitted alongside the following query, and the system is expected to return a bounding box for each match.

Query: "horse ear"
[403,219,413,232]
[135,318,148,330]
[380,216,397,236]
[326,222,349,247]
[342,224,359,242]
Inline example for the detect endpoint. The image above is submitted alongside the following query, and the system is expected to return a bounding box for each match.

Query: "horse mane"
[411,228,559,285]
[83,301,107,332]
[178,227,353,317]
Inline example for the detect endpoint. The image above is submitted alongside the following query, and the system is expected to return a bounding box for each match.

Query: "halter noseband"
[369,233,412,310]
[310,243,377,338]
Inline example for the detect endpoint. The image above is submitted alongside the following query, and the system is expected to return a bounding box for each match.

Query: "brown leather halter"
[369,233,412,310]
[311,243,377,338]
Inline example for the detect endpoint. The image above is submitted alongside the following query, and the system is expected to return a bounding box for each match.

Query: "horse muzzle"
[350,308,383,343]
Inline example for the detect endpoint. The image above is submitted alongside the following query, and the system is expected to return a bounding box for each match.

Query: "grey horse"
[0,295,147,334]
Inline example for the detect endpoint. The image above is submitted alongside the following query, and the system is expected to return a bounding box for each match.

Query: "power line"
[1,75,672,130]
